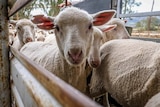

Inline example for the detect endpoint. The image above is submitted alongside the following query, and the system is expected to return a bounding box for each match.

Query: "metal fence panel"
[11,57,62,107]
[0,0,11,107]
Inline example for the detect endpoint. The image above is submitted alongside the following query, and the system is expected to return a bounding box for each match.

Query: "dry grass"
[131,30,160,38]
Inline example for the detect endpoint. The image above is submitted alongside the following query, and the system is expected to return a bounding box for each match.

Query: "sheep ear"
[92,10,116,26]
[9,20,17,26]
[98,24,117,32]
[31,15,55,30]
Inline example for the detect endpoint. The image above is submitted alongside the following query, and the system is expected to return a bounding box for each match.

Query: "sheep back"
[91,39,160,107]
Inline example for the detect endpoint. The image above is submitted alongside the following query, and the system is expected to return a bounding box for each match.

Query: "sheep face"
[106,18,130,40]
[54,7,93,66]
[16,19,36,44]
[87,27,103,68]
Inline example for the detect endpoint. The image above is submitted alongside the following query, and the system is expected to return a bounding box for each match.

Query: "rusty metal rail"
[9,0,34,17]
[10,46,101,107]
[0,1,10,107]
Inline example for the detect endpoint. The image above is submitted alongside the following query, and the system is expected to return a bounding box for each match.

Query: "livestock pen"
[0,0,101,107]
[1,0,160,107]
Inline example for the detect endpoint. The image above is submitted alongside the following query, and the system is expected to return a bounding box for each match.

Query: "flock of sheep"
[8,6,160,107]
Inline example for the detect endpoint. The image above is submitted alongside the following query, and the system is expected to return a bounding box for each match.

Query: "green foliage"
[135,17,160,31]
[122,0,141,14]
[11,0,64,19]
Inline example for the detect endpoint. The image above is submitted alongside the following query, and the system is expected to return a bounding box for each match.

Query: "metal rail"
[116,0,160,18]
[0,1,10,107]
[9,0,34,17]
[118,11,160,18]
[10,46,101,107]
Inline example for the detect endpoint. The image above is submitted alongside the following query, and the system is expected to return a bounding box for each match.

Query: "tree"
[11,0,63,19]
[147,0,155,32]
[122,0,141,14]
[136,17,160,31]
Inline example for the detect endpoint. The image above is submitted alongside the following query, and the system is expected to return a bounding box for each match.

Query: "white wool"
[90,39,160,107]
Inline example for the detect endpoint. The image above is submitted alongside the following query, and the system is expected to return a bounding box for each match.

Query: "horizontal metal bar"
[9,0,34,17]
[11,58,61,107]
[10,46,101,107]
[119,11,160,18]
[130,36,160,43]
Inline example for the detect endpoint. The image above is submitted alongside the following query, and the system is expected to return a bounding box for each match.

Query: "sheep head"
[10,19,36,45]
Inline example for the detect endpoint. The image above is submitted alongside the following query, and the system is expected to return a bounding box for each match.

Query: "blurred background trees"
[135,17,160,31]
[11,0,63,20]
[122,0,142,14]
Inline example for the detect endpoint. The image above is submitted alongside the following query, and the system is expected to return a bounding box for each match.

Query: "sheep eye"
[17,26,21,30]
[88,24,92,30]
[54,25,59,31]
[113,28,117,31]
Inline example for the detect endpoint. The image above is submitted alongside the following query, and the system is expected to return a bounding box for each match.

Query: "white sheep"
[8,23,17,45]
[90,39,160,107]
[87,25,117,68]
[145,92,160,107]
[35,28,48,42]
[97,18,130,43]
[44,33,56,44]
[87,18,130,106]
[88,18,130,68]
[20,7,116,94]
[10,19,36,50]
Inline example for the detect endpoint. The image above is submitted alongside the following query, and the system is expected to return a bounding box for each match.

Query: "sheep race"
[4,0,160,107]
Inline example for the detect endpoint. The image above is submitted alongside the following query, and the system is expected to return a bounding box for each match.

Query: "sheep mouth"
[68,51,83,65]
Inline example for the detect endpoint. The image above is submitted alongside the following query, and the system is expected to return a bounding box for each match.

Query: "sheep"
[8,23,17,45]
[20,7,116,94]
[10,19,36,50]
[35,28,48,42]
[87,19,129,106]
[37,18,128,68]
[44,33,56,44]
[97,18,130,43]
[88,18,130,68]
[87,25,117,68]
[90,39,160,107]
[145,92,160,107]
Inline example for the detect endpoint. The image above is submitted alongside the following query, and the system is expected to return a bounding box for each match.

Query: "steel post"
[0,0,11,107]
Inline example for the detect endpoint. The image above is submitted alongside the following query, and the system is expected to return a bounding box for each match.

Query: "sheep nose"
[91,60,100,68]
[26,37,33,42]
[68,48,82,61]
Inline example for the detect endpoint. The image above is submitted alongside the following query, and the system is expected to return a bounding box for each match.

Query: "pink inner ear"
[102,26,115,32]
[37,22,54,30]
[31,15,54,30]
[100,25,117,32]
[93,12,115,26]
[31,15,53,24]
